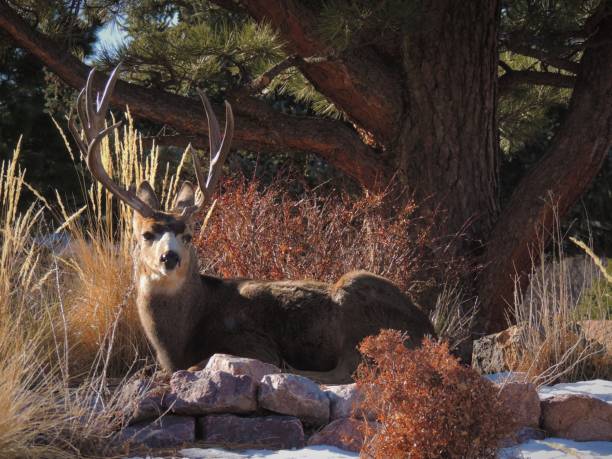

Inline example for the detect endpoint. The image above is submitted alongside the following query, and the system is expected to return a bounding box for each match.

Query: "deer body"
[136,253,434,381]
[70,67,434,383]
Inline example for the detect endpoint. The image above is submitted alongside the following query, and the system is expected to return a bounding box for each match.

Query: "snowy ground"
[127,380,612,459]
[538,379,612,403]
[128,445,358,459]
[130,440,612,458]
[500,439,612,458]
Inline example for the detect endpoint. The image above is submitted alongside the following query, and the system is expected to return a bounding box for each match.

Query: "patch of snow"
[179,446,358,459]
[499,438,612,458]
[537,379,612,403]
[485,372,528,384]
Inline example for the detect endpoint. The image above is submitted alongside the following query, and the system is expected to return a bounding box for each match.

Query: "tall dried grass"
[0,143,119,458]
[0,117,189,457]
[509,216,611,386]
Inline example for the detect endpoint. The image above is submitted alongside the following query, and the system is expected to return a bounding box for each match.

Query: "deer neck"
[134,248,207,371]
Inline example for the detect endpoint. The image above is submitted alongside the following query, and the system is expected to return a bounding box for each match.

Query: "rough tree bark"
[479,11,612,330]
[397,1,500,251]
[1,0,610,333]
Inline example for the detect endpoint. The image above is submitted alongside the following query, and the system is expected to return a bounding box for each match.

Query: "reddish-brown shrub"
[195,177,443,298]
[355,330,515,459]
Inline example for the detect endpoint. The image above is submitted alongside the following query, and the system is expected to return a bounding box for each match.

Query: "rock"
[579,320,612,353]
[116,377,168,424]
[500,427,546,448]
[198,414,304,449]
[204,354,281,381]
[166,370,257,416]
[473,321,612,377]
[472,325,523,374]
[258,374,330,425]
[541,394,612,441]
[495,380,541,429]
[307,418,366,453]
[324,384,373,421]
[579,320,612,378]
[118,415,195,448]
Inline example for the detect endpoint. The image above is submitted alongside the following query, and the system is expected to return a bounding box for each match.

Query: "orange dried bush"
[195,177,438,297]
[356,330,515,459]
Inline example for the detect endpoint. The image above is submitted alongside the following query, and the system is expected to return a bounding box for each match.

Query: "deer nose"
[160,251,180,270]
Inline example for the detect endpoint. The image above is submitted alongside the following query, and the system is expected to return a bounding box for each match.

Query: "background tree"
[0,0,610,333]
[0,0,102,198]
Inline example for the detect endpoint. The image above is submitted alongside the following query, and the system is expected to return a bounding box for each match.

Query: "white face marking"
[159,232,180,258]
[139,232,188,295]
[134,214,194,297]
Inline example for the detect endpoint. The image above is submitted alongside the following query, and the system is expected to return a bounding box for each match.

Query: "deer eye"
[182,234,192,243]
[142,231,155,241]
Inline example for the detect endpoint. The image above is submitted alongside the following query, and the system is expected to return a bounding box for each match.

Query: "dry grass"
[509,219,611,386]
[356,330,514,459]
[0,118,188,457]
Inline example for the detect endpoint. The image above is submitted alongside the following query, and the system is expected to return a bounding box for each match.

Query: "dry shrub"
[196,178,432,297]
[356,330,514,459]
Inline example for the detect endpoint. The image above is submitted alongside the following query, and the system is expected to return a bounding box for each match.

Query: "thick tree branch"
[221,0,403,144]
[498,68,575,94]
[0,0,390,190]
[480,8,612,333]
[249,55,300,93]
[505,45,580,74]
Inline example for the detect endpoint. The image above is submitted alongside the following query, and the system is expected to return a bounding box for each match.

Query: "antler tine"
[68,66,155,218]
[197,89,221,155]
[181,94,234,218]
[68,107,88,159]
[97,65,121,117]
[205,101,234,198]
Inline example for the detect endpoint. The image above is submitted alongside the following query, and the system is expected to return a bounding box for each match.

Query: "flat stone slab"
[324,384,374,421]
[118,415,195,448]
[307,418,366,453]
[258,374,330,425]
[205,354,281,382]
[117,377,168,424]
[198,414,305,449]
[167,370,257,416]
[541,394,612,441]
[495,380,541,429]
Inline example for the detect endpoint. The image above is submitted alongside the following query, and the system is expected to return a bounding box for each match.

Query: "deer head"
[68,66,234,290]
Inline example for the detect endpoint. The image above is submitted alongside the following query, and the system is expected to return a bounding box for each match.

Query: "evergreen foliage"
[0,0,610,251]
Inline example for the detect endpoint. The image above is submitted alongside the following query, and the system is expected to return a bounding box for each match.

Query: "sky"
[92,20,130,58]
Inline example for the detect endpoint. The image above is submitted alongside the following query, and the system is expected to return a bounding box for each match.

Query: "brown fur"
[132,183,435,383]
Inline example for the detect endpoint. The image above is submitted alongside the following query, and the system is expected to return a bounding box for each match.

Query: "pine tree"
[0,0,610,332]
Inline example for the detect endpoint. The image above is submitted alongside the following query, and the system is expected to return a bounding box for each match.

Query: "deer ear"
[172,181,196,212]
[135,181,160,210]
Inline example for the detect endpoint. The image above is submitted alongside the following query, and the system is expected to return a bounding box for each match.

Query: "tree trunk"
[478,9,612,332]
[2,0,611,336]
[394,1,501,296]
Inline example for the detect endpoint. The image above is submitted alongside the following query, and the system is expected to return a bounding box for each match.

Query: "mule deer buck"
[69,67,434,383]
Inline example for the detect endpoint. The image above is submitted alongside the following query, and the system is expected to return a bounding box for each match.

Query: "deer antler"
[181,90,234,218]
[68,66,156,218]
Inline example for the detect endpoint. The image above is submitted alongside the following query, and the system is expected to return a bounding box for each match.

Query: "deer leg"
[285,350,359,384]
[187,358,210,372]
